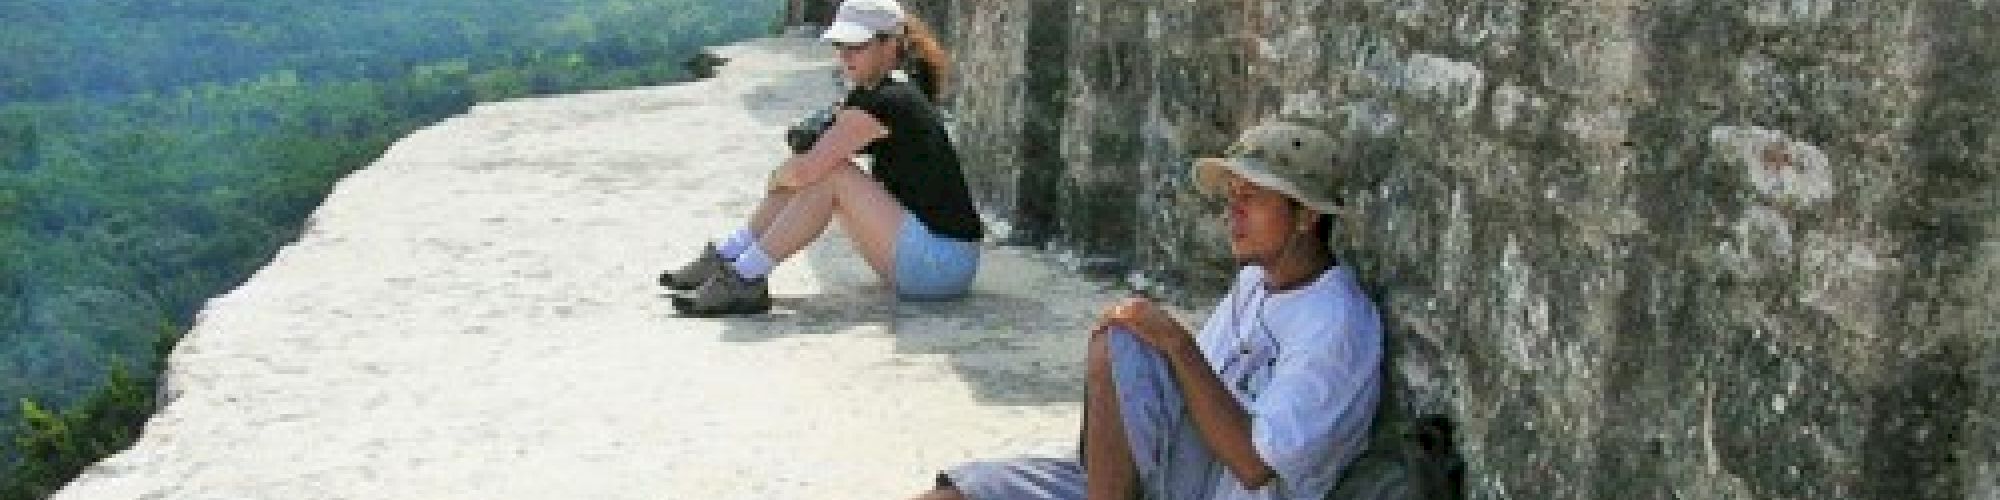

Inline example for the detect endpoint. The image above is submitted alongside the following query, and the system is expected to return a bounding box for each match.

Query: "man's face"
[1223,172,1304,263]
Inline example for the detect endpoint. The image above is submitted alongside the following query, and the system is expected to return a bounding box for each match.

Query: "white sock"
[716,227,756,259]
[730,244,775,281]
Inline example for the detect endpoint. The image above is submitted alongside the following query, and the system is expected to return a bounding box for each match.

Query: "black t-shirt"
[843,77,984,241]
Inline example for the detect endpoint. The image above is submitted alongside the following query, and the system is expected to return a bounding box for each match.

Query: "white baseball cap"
[821,0,906,44]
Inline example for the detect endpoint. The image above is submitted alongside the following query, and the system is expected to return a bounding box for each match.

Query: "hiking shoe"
[660,244,726,291]
[672,265,771,316]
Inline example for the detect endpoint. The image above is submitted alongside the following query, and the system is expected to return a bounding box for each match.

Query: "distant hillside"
[0,1,779,495]
[0,0,770,102]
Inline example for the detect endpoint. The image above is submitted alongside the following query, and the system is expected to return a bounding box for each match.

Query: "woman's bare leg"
[747,186,796,236]
[754,160,903,280]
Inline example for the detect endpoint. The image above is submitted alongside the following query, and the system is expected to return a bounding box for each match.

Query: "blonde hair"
[897,16,951,101]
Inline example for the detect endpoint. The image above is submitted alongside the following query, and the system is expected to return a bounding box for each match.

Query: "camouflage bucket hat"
[1193,118,1346,215]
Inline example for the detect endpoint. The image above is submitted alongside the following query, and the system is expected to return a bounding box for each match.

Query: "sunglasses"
[833,36,891,54]
[832,40,871,53]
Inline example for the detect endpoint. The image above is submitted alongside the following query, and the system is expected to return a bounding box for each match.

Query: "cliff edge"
[56,37,1113,499]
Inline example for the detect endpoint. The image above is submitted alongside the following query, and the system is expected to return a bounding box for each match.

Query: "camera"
[786,106,838,154]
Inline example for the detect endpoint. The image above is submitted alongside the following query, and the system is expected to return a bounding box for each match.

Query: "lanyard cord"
[1224,279,1282,397]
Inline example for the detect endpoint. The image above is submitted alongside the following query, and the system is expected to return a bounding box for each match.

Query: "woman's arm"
[773,108,887,188]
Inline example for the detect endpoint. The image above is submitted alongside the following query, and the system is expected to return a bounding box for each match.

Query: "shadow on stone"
[708,244,893,344]
[684,50,728,80]
[705,239,1091,407]
[890,290,1087,406]
[700,290,894,343]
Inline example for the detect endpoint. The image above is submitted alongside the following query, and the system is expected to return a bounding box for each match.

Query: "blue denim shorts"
[894,212,979,300]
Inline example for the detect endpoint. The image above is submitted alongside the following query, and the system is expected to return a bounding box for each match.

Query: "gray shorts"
[942,330,1223,500]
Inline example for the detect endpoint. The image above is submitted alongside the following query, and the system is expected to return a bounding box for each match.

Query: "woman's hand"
[1093,297,1194,354]
[780,108,886,189]
[769,158,802,190]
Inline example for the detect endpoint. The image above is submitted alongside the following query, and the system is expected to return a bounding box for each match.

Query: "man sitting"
[911,118,1384,500]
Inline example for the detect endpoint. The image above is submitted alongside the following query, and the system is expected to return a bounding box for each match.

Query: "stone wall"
[900,0,1995,498]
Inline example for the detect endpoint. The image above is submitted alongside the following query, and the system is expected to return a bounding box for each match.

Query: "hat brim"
[1192,157,1235,196]
[1192,157,1341,215]
[821,21,876,44]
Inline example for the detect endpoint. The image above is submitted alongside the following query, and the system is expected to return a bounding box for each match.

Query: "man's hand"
[1094,297,1194,354]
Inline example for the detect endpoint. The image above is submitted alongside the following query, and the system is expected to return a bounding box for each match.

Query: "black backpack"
[1327,403,1464,499]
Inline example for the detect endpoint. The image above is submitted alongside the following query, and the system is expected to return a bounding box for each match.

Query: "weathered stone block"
[915,0,1995,497]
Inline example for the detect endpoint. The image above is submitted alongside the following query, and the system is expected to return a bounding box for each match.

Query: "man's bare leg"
[1084,332,1141,500]
[909,487,967,500]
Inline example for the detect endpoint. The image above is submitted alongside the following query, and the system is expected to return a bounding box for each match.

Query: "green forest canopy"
[0,0,779,495]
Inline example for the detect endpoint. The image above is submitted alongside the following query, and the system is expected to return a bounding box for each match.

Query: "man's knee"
[912,487,966,500]
[1098,325,1160,363]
